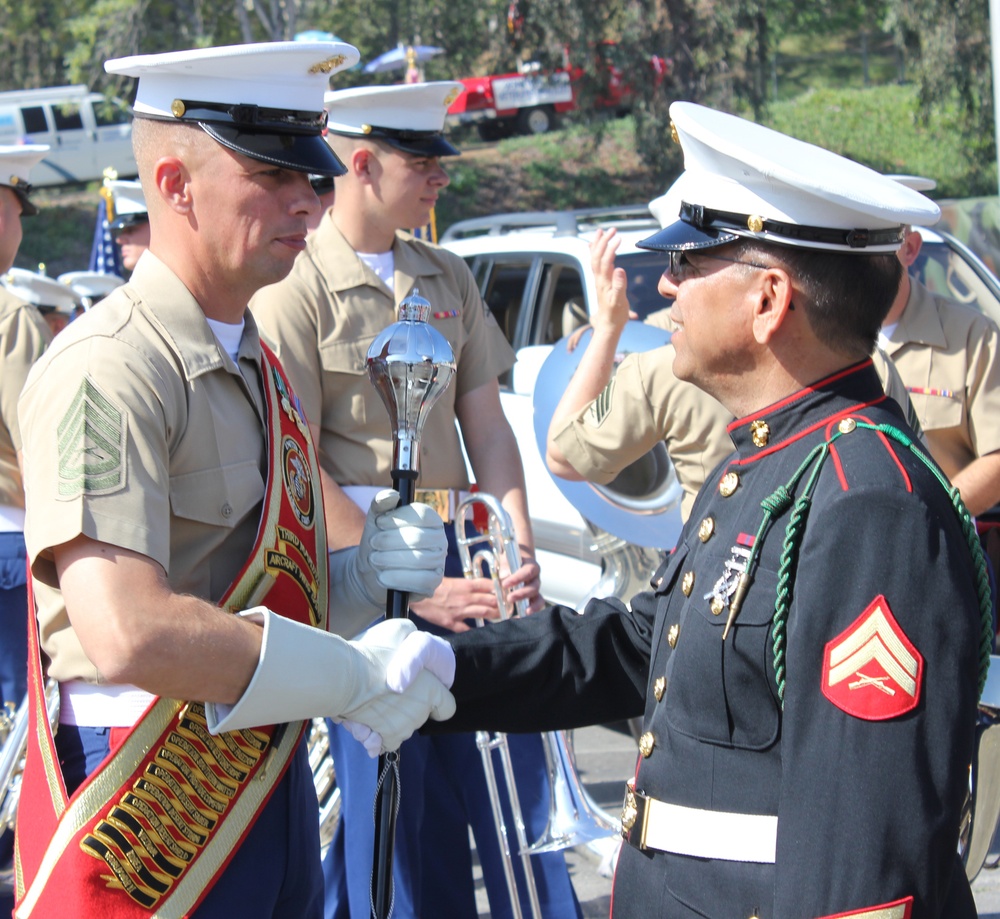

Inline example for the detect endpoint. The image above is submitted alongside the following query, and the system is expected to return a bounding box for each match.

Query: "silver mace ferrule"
[366,288,457,476]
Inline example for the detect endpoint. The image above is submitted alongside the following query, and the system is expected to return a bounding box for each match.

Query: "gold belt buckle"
[620,779,650,850]
[413,488,454,524]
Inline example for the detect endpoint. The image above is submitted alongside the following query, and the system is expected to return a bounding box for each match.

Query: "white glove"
[328,489,447,636]
[347,631,458,757]
[205,610,455,746]
[386,631,456,692]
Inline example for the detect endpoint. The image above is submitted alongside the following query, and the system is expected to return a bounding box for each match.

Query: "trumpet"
[455,493,620,919]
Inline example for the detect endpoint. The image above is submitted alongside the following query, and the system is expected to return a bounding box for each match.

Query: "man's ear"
[897,228,923,268]
[152,156,192,214]
[751,267,795,344]
[352,146,376,183]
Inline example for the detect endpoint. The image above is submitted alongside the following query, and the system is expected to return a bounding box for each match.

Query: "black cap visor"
[6,185,38,218]
[382,135,460,158]
[202,123,347,177]
[331,125,460,159]
[110,212,150,234]
[637,217,737,252]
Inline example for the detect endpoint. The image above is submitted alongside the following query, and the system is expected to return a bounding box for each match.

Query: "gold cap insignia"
[309,54,347,75]
[8,175,21,187]
[750,419,770,448]
[361,124,373,135]
[171,99,186,118]
[747,214,764,233]
[444,87,461,107]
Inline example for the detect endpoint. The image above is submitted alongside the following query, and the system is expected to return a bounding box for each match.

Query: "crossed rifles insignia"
[822,595,923,720]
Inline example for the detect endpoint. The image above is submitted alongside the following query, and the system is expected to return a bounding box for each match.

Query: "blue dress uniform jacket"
[433,360,982,919]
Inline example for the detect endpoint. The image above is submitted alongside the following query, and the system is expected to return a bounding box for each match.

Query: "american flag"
[411,207,438,243]
[88,187,125,277]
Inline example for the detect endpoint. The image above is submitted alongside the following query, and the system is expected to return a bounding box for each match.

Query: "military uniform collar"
[882,278,948,353]
[129,252,262,380]
[726,360,888,463]
[308,212,446,301]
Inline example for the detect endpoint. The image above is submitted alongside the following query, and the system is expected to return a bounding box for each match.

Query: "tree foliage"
[0,0,994,193]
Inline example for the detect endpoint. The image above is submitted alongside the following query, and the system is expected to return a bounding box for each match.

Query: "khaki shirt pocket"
[170,461,263,528]
[910,389,965,434]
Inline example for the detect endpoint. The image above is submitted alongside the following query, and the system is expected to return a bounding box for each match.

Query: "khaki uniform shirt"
[251,216,514,488]
[553,314,918,523]
[18,254,268,682]
[881,278,1000,479]
[0,288,50,509]
[551,342,732,522]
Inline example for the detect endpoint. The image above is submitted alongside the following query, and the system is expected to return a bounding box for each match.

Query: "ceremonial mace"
[366,289,456,919]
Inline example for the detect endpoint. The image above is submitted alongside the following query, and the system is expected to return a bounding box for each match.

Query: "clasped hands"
[205,488,457,755]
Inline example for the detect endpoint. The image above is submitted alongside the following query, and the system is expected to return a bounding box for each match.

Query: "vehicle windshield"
[619,250,671,320]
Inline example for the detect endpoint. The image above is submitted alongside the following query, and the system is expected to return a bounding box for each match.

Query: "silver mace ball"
[366,288,457,476]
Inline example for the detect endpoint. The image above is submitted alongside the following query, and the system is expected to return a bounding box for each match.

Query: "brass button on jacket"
[638,732,655,758]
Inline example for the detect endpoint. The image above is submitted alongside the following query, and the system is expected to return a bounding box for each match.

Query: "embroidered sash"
[14,344,328,917]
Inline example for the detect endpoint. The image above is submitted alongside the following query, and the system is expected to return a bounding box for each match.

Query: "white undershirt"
[206,317,245,362]
[358,251,395,293]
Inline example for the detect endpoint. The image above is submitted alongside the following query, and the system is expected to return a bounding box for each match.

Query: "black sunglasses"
[667,250,773,282]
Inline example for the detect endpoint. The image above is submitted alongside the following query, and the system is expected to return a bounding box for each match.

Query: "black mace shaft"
[371,472,416,919]
[365,289,455,919]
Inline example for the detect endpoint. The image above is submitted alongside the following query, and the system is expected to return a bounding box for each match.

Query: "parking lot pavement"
[475,722,1000,917]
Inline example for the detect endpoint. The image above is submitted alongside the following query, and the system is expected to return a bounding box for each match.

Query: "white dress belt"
[628,792,778,863]
[59,680,156,728]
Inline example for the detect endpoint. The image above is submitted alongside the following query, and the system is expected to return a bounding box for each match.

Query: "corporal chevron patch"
[822,595,923,720]
[57,376,127,498]
[584,377,616,427]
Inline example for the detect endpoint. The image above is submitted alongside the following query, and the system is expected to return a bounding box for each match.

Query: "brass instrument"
[455,493,620,919]
[961,653,1000,881]
[0,679,59,837]
[307,717,341,855]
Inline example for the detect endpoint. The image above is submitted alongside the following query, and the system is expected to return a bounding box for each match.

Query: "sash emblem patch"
[822,595,923,720]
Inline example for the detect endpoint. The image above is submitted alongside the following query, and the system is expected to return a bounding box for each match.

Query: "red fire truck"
[447,42,669,141]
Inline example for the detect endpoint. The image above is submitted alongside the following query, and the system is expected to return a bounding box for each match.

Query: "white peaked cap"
[325,82,464,157]
[888,174,938,193]
[107,179,147,217]
[3,268,82,315]
[105,42,361,176]
[639,102,941,254]
[0,144,51,216]
[58,271,125,299]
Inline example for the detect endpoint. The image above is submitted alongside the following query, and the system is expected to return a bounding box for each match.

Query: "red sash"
[14,344,328,918]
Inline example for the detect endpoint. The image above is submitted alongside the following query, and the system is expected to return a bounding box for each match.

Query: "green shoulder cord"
[723,419,994,708]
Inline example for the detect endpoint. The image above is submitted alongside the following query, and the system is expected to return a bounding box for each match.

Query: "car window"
[51,102,84,131]
[532,261,586,345]
[20,106,48,134]
[914,239,1000,327]
[93,98,131,127]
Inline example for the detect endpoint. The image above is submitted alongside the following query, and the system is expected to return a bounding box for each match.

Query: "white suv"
[440,207,1000,610]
